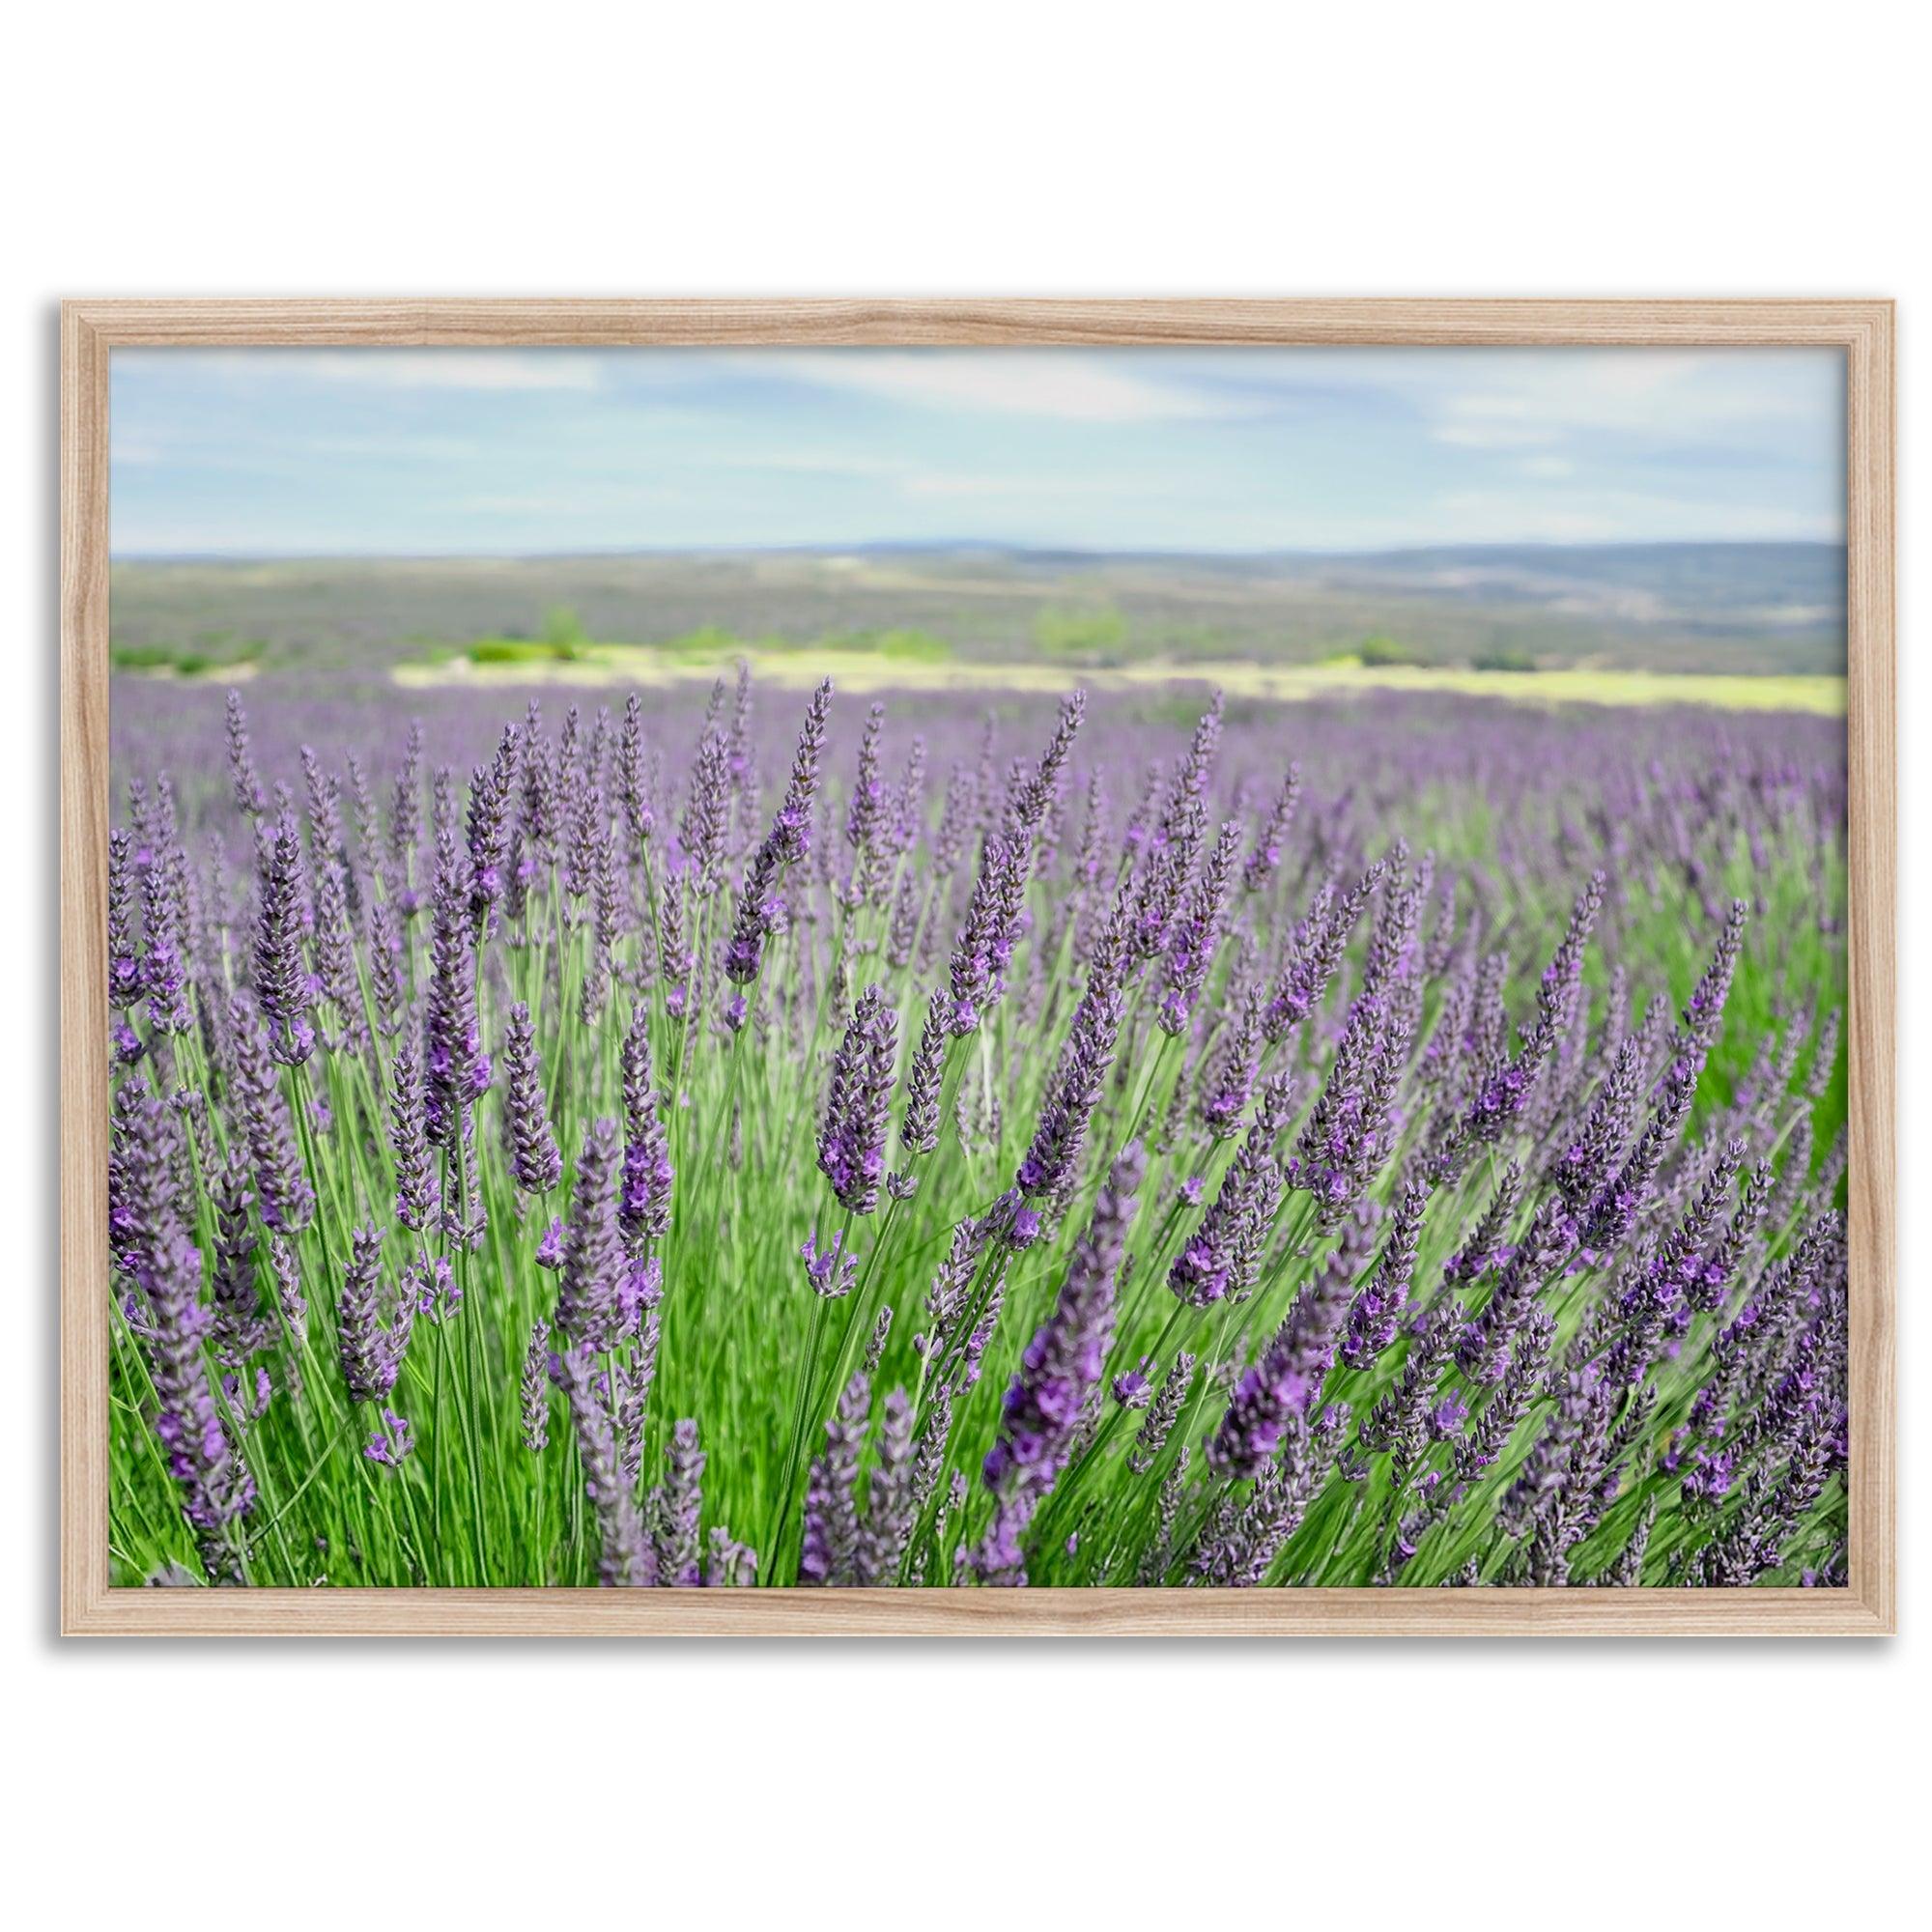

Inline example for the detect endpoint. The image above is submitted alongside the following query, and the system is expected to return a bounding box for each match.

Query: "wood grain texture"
[1842,302,1896,1633]
[64,296,1897,349]
[62,303,111,1634]
[55,1583,1886,1638]
[58,298,1896,1637]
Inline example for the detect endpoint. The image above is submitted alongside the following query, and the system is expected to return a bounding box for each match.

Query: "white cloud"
[1411,349,1840,446]
[293,352,604,391]
[1433,420,1561,450]
[1429,486,1839,545]
[754,350,1244,423]
[898,469,1144,499]
[120,349,603,393]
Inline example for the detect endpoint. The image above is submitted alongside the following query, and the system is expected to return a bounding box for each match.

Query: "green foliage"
[110,643,181,670]
[1035,604,1129,661]
[469,637,584,666]
[1471,646,1540,672]
[869,627,952,663]
[1353,634,1430,668]
[657,625,745,657]
[542,605,588,653]
[109,637,265,675]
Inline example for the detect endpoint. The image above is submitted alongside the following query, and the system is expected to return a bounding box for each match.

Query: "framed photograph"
[61,299,1894,1635]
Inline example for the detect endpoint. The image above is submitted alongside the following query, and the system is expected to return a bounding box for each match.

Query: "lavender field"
[106,672,1850,1589]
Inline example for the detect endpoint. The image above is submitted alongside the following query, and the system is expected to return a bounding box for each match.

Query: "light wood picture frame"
[61,298,1895,1636]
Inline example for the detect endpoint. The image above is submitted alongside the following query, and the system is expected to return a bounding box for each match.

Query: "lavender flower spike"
[724,677,833,984]
[252,797,314,1065]
[338,1227,413,1404]
[976,1140,1148,1583]
[500,1001,562,1196]
[556,1118,626,1351]
[619,1008,674,1247]
[801,1372,869,1586]
[225,688,266,819]
[387,1034,436,1234]
[818,984,898,1216]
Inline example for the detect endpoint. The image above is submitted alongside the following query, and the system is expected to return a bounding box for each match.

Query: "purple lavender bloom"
[107,828,143,1010]
[801,1227,861,1298]
[552,1343,654,1587]
[975,1141,1147,1582]
[556,1118,625,1350]
[1014,945,1125,1211]
[724,678,832,983]
[617,690,655,850]
[619,1008,673,1247]
[1452,873,1605,1161]
[412,1254,461,1323]
[655,1420,706,1586]
[1338,1179,1430,1372]
[1130,692,1222,963]
[895,990,948,1168]
[113,1090,255,1576]
[228,996,316,1235]
[338,1227,413,1404]
[860,1388,918,1585]
[1007,688,1086,843]
[844,701,888,892]
[1241,764,1301,894]
[208,1152,272,1365]
[677,728,731,901]
[1291,979,1418,1223]
[520,1319,551,1452]
[422,811,492,1144]
[363,1409,416,1466]
[1581,900,1747,1253]
[251,798,314,1065]
[1208,1244,1358,1480]
[535,1216,566,1270]
[1156,819,1239,1035]
[947,833,1022,1035]
[225,688,265,819]
[365,892,406,1038]
[387,1035,436,1234]
[817,984,898,1216]
[1264,863,1378,1043]
[801,1372,869,1586]
[1171,1073,1293,1306]
[500,1001,562,1196]
[386,718,424,890]
[1199,986,1265,1138]
[138,813,195,1037]
[465,724,521,933]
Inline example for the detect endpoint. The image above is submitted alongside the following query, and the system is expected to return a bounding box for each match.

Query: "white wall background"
[4,7,1918,1922]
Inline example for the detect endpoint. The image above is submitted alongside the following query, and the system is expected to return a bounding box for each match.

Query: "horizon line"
[108,534,1851,567]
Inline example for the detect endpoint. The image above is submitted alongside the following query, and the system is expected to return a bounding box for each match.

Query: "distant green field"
[106,546,1850,682]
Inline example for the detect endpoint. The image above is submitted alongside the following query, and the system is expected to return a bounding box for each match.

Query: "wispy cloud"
[898,469,1148,500]
[1428,487,1838,545]
[755,350,1246,423]
[126,349,604,394]
[108,345,1844,556]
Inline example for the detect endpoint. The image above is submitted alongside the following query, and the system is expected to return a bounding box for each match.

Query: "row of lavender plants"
[106,672,1849,1587]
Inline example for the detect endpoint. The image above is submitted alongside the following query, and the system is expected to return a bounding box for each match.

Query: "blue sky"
[109,345,1845,557]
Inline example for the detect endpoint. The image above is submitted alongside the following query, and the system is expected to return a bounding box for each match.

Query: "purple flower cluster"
[104,671,1849,1592]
